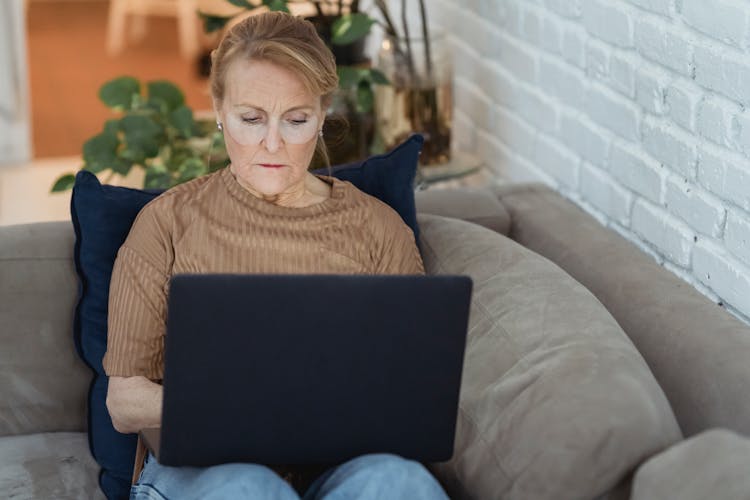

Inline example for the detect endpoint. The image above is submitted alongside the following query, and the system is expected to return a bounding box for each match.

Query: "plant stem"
[418,0,432,80]
[401,0,415,82]
[374,0,398,38]
[310,0,324,17]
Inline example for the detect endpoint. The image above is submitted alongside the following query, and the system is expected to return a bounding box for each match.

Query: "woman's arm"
[106,376,163,434]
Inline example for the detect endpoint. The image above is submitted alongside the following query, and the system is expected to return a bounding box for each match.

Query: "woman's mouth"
[259,163,284,169]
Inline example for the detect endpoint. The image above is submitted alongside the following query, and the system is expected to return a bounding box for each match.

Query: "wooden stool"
[106,0,199,59]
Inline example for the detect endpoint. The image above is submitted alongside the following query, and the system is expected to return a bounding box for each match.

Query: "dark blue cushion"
[71,134,422,500]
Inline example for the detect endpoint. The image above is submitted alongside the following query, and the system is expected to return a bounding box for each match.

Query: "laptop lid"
[157,273,472,467]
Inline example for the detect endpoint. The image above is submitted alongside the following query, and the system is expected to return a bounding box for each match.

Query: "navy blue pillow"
[71,134,423,500]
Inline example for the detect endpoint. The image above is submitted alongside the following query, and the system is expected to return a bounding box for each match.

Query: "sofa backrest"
[0,221,89,436]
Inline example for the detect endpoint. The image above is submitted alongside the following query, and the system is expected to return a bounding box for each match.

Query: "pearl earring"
[319,130,323,137]
[217,122,223,132]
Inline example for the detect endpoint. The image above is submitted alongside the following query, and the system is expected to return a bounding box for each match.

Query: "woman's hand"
[106,376,163,434]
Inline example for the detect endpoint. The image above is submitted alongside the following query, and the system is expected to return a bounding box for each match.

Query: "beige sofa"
[2,183,750,499]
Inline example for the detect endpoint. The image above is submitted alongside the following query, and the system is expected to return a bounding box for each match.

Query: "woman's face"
[215,58,324,200]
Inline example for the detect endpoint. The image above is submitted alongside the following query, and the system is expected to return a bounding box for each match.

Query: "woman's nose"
[261,122,282,152]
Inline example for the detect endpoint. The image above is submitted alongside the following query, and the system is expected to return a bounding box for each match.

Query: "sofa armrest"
[495,183,750,437]
[0,222,89,436]
[415,187,511,235]
[632,429,750,500]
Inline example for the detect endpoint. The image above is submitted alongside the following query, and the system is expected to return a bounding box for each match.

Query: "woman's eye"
[289,118,308,126]
[242,117,261,124]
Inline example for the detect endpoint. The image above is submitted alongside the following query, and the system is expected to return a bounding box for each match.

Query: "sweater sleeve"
[102,204,173,381]
[375,216,425,275]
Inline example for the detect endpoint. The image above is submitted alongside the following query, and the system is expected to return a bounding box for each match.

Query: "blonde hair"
[210,12,339,167]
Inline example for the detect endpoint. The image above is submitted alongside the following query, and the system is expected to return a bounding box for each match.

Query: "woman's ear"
[212,98,222,125]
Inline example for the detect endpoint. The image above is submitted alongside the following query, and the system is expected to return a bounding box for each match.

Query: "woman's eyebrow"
[232,103,315,113]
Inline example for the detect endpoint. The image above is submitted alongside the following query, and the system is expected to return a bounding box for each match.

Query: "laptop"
[141,273,472,467]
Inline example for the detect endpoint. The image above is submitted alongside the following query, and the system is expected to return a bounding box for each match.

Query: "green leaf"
[263,0,289,12]
[120,115,162,161]
[144,164,172,189]
[356,82,374,113]
[169,106,195,138]
[176,157,208,183]
[147,81,185,112]
[103,119,120,137]
[368,68,390,85]
[331,13,375,46]
[198,11,232,33]
[82,132,120,173]
[51,173,76,192]
[337,66,360,88]
[99,77,140,110]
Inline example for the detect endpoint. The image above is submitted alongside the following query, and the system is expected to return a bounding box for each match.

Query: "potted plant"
[51,77,228,192]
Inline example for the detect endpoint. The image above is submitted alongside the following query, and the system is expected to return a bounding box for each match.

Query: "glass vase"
[375,31,452,166]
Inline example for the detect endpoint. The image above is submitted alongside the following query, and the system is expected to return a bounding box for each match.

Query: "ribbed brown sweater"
[103,166,424,380]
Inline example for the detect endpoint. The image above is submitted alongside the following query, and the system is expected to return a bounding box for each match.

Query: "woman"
[102,11,447,500]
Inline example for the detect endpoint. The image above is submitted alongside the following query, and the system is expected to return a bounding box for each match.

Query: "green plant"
[51,77,228,192]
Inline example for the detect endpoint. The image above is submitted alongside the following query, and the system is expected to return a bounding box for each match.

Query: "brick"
[544,0,582,19]
[696,96,741,148]
[631,199,695,266]
[665,81,702,132]
[694,45,750,107]
[626,0,671,17]
[697,147,750,211]
[476,0,509,26]
[478,130,556,184]
[635,17,692,76]
[609,52,637,98]
[665,176,727,236]
[451,39,481,87]
[693,240,750,313]
[481,61,516,109]
[610,140,665,203]
[539,57,587,110]
[495,33,539,84]
[586,83,641,141]
[642,117,697,178]
[586,39,610,80]
[520,4,543,46]
[534,133,581,188]
[725,209,750,267]
[494,104,537,159]
[559,112,611,167]
[562,25,587,69]
[516,83,560,134]
[682,0,750,50]
[454,80,492,133]
[541,12,564,54]
[462,11,495,58]
[582,0,634,48]
[452,109,477,152]
[635,66,670,115]
[580,162,633,224]
[736,111,750,157]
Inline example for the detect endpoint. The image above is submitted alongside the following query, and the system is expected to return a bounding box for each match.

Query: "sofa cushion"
[632,429,750,500]
[0,432,103,499]
[417,214,682,500]
[415,187,511,235]
[0,222,89,437]
[495,183,750,437]
[71,136,424,499]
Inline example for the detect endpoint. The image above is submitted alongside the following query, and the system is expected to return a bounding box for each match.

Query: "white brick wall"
[426,0,750,323]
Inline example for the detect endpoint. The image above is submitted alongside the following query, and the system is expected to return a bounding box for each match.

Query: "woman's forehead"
[223,58,319,109]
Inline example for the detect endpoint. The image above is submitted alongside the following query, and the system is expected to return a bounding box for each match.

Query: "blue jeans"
[130,453,449,499]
